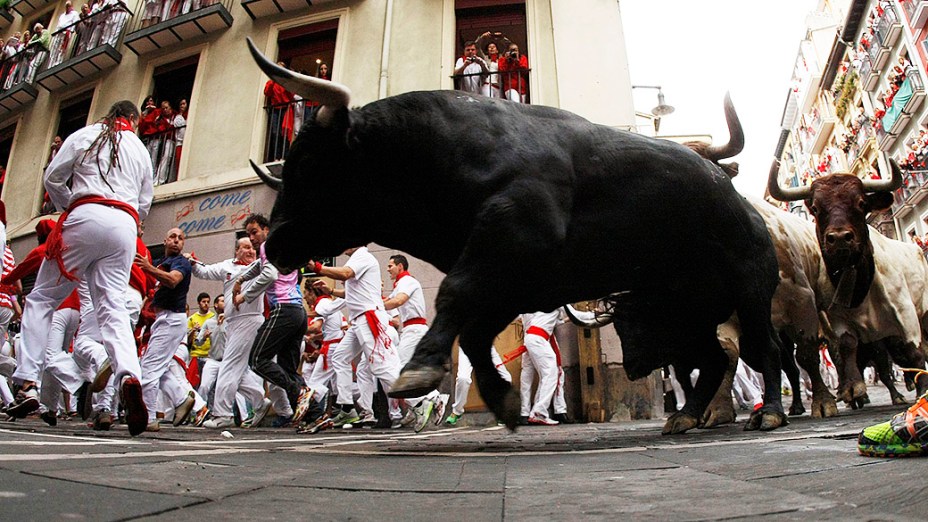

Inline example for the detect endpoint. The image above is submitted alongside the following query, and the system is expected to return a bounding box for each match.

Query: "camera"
[508,50,519,59]
[469,56,477,63]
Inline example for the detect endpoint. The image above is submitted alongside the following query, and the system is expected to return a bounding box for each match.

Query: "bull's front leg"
[390,308,463,398]
[701,336,738,428]
[836,331,867,408]
[663,332,728,435]
[740,320,788,431]
[795,339,838,418]
[779,334,806,416]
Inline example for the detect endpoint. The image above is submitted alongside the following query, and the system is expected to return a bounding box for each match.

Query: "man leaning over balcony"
[25,24,50,83]
[453,41,488,95]
[49,2,80,68]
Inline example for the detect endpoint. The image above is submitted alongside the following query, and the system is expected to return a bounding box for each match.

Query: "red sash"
[403,317,427,328]
[320,338,340,370]
[362,310,392,361]
[496,326,560,367]
[45,195,139,282]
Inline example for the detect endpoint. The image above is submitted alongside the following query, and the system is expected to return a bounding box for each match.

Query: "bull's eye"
[809,204,819,216]
[856,198,867,212]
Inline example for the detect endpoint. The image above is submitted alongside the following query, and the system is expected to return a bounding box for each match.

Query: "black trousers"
[248,304,307,409]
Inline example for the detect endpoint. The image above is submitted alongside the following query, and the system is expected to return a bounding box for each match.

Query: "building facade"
[0,0,662,419]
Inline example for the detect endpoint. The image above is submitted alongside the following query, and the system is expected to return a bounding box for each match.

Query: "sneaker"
[291,387,314,425]
[446,413,462,426]
[518,415,530,426]
[6,384,39,419]
[191,406,210,427]
[91,359,112,393]
[172,393,196,427]
[203,416,235,429]
[432,393,449,426]
[40,410,57,426]
[146,421,161,432]
[92,411,113,431]
[858,392,928,457]
[552,413,573,424]
[355,411,376,429]
[76,382,92,421]
[528,415,559,426]
[247,398,272,429]
[414,400,434,433]
[400,408,417,427]
[391,419,404,429]
[331,407,360,428]
[298,413,334,434]
[121,377,148,437]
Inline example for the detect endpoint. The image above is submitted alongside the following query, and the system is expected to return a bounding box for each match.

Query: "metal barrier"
[0,44,40,91]
[141,124,186,185]
[45,2,133,70]
[453,67,531,103]
[263,99,313,163]
[131,0,229,32]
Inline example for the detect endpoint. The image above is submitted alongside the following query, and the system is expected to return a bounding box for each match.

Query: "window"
[0,123,15,197]
[140,55,199,186]
[263,20,338,163]
[455,0,529,103]
[41,90,92,214]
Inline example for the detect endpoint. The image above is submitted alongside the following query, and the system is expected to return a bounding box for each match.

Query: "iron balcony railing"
[263,98,313,163]
[893,168,928,208]
[129,0,230,33]
[44,2,133,71]
[0,42,43,92]
[453,68,531,103]
[877,2,900,43]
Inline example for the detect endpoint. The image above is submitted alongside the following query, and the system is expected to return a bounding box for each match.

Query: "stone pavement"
[0,386,926,521]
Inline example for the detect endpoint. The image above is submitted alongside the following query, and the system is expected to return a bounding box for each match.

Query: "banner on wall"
[146,184,276,239]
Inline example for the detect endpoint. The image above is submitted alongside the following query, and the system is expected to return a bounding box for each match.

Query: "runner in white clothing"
[7,101,153,437]
[383,254,446,432]
[310,246,400,428]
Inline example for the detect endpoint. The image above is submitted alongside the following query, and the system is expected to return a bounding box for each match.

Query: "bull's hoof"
[745,408,788,431]
[662,411,699,435]
[701,399,736,428]
[810,395,839,418]
[494,388,521,431]
[850,396,867,410]
[892,395,908,406]
[788,401,806,417]
[838,380,868,406]
[389,366,446,399]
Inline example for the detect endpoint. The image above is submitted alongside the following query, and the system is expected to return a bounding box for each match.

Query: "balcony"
[882,70,924,137]
[241,0,310,19]
[0,47,39,117]
[859,55,880,91]
[141,123,186,186]
[0,10,13,31]
[123,0,233,56]
[34,3,132,92]
[902,69,926,114]
[10,0,54,18]
[892,169,928,216]
[868,30,891,72]
[876,124,899,151]
[877,3,903,48]
[809,106,836,155]
[911,0,928,28]
[452,67,532,103]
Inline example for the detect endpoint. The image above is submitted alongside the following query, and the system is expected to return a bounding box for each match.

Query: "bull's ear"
[865,192,894,212]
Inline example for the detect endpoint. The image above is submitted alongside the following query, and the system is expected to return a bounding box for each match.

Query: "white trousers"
[140,310,187,422]
[333,311,399,408]
[125,288,144,329]
[39,307,83,411]
[198,357,220,405]
[72,284,117,413]
[395,323,437,407]
[14,205,139,385]
[453,346,511,416]
[520,334,558,419]
[732,360,763,409]
[213,315,266,418]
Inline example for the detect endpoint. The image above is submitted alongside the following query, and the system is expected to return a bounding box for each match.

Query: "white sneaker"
[433,393,449,426]
[203,416,235,429]
[247,398,272,429]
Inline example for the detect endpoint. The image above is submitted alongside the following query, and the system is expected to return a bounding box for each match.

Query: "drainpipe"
[379,0,394,99]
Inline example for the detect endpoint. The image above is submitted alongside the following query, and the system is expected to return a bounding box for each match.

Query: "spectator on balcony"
[73,4,92,56]
[1,33,22,90]
[453,41,488,95]
[24,24,50,84]
[154,100,177,185]
[141,0,161,28]
[264,63,295,162]
[102,0,130,47]
[172,100,187,175]
[498,43,528,103]
[476,31,509,98]
[49,2,80,68]
[85,0,107,51]
[138,95,163,179]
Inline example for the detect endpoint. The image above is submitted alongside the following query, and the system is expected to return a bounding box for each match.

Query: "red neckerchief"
[393,270,410,288]
[113,117,134,132]
[234,259,250,265]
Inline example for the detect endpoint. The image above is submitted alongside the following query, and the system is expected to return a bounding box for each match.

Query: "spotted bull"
[768,160,928,407]
[246,38,788,432]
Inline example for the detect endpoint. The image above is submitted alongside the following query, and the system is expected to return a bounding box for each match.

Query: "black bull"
[248,39,787,432]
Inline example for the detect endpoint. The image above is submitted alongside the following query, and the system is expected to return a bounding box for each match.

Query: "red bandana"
[113,117,134,132]
[393,270,410,288]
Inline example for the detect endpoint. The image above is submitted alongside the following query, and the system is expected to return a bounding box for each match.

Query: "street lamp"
[632,85,675,132]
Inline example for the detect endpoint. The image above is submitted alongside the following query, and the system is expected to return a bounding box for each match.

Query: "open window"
[454,1,528,103]
[0,123,15,197]
[263,19,337,163]
[41,90,92,214]
[139,55,198,186]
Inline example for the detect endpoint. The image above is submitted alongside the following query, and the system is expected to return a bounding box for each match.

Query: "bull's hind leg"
[701,336,738,428]
[739,314,788,431]
[779,334,806,416]
[795,339,838,418]
[458,319,521,429]
[664,329,728,435]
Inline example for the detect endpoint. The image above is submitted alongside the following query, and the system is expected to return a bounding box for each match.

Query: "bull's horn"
[250,159,282,191]
[704,92,745,161]
[767,158,811,202]
[563,304,614,329]
[861,158,904,193]
[246,37,351,120]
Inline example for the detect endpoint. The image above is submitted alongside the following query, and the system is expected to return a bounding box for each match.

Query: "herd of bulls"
[246,39,927,435]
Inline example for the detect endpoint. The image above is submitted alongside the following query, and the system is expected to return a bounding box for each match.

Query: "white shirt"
[455,57,484,94]
[172,114,186,145]
[44,123,154,220]
[313,295,347,342]
[0,222,6,276]
[57,10,80,30]
[522,310,561,336]
[191,258,263,319]
[389,273,426,323]
[344,246,384,320]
